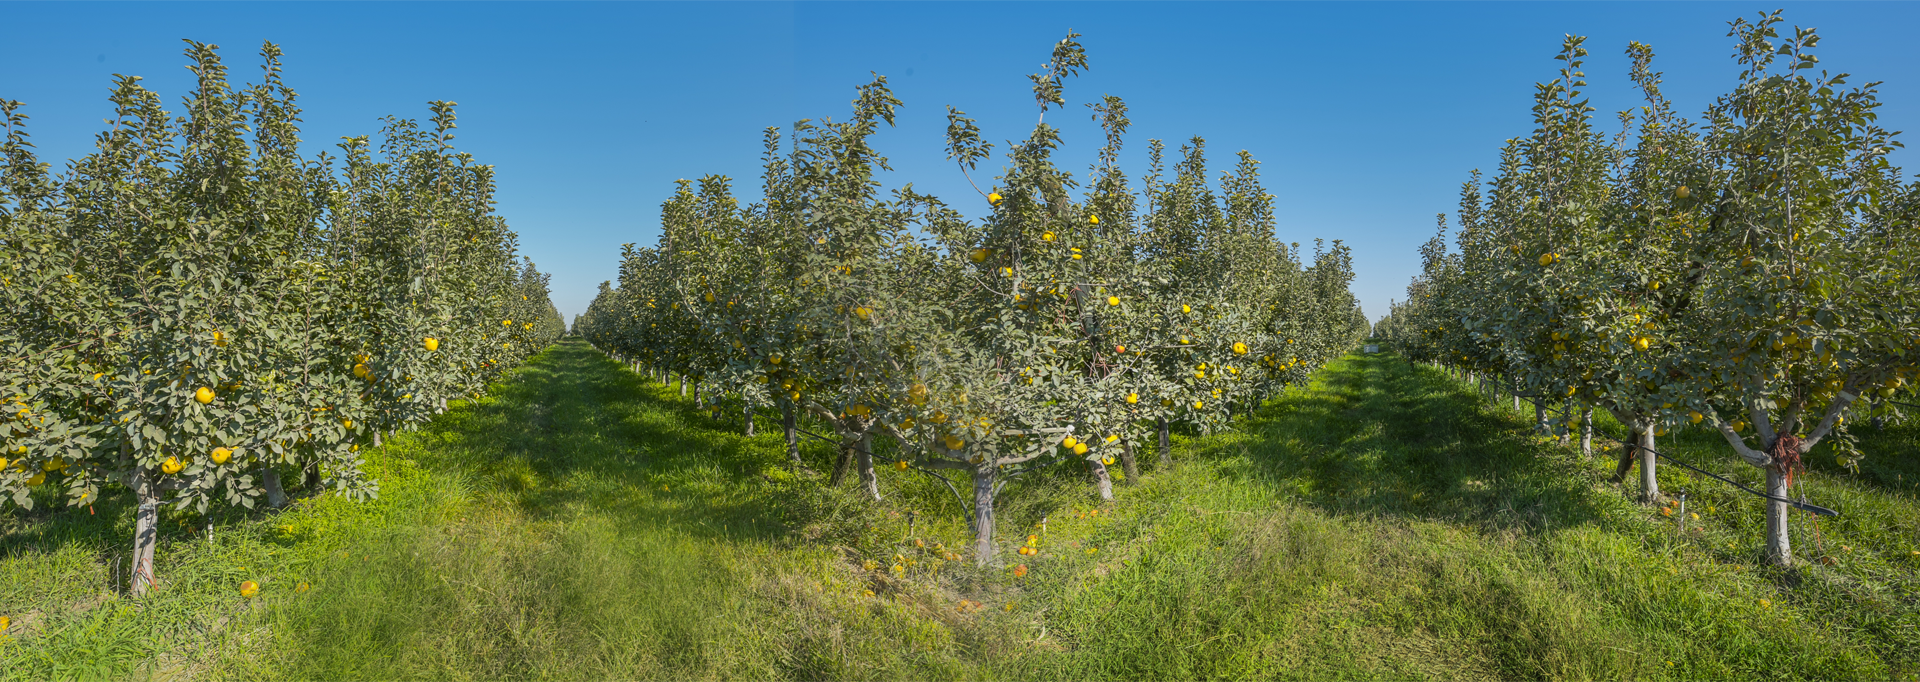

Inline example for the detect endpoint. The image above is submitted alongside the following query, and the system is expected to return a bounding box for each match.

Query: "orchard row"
[0,42,565,594]
[1376,13,1920,567]
[577,33,1367,566]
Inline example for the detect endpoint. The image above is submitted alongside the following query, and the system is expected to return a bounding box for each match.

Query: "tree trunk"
[971,464,997,568]
[1613,426,1639,484]
[1580,408,1593,458]
[679,374,688,397]
[743,400,755,436]
[1090,459,1114,501]
[855,431,879,501]
[1535,400,1547,433]
[373,430,383,448]
[1157,417,1171,467]
[130,466,160,597]
[782,404,802,468]
[262,468,289,508]
[303,461,322,492]
[829,439,854,487]
[1118,439,1139,484]
[1764,464,1793,567]
[1638,428,1660,504]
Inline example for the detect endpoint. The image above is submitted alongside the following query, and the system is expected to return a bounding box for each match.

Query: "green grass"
[2,341,1916,680]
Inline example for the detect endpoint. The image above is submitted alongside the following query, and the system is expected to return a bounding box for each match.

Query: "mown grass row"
[1,340,1915,680]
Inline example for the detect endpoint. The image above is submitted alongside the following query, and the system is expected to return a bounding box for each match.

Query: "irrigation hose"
[1635,444,1839,517]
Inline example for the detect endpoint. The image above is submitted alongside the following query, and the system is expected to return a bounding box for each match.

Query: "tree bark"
[130,466,160,597]
[1638,428,1660,504]
[830,440,854,487]
[1580,408,1593,458]
[1535,400,1547,433]
[782,404,803,468]
[1157,417,1171,467]
[1118,439,1139,484]
[1090,459,1114,501]
[971,465,997,568]
[743,400,755,436]
[262,468,289,508]
[1764,465,1793,567]
[1613,426,1640,484]
[679,374,687,397]
[855,431,879,501]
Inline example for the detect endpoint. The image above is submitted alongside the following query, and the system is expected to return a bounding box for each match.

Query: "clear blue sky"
[5,2,1916,324]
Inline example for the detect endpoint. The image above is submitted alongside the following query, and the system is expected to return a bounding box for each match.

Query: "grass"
[1,340,1915,680]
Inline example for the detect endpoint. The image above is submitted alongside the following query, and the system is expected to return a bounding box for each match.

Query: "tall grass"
[2,342,1915,681]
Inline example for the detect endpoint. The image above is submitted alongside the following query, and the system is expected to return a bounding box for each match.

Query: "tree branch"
[1705,411,1772,467]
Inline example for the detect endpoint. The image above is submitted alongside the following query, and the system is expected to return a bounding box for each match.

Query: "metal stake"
[1676,491,1688,536]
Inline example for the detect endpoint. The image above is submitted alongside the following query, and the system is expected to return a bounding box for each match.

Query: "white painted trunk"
[130,467,160,597]
[1765,466,1793,567]
[971,465,997,568]
[1580,408,1593,458]
[1639,428,1660,504]
[1090,459,1113,501]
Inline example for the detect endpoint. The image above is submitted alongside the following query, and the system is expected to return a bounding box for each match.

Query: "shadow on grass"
[1200,351,1615,535]
[396,339,847,543]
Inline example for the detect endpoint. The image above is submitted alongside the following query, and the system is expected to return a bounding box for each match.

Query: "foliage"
[0,41,562,591]
[1384,12,1920,566]
[578,33,1364,565]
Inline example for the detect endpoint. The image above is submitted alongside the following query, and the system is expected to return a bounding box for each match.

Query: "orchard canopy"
[578,33,1368,565]
[1379,13,1920,567]
[0,41,564,594]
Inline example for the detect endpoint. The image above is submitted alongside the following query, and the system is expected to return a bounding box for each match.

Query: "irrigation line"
[1638,445,1839,517]
[792,427,839,445]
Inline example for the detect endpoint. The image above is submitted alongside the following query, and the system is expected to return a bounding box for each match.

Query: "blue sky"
[4,2,1916,324]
